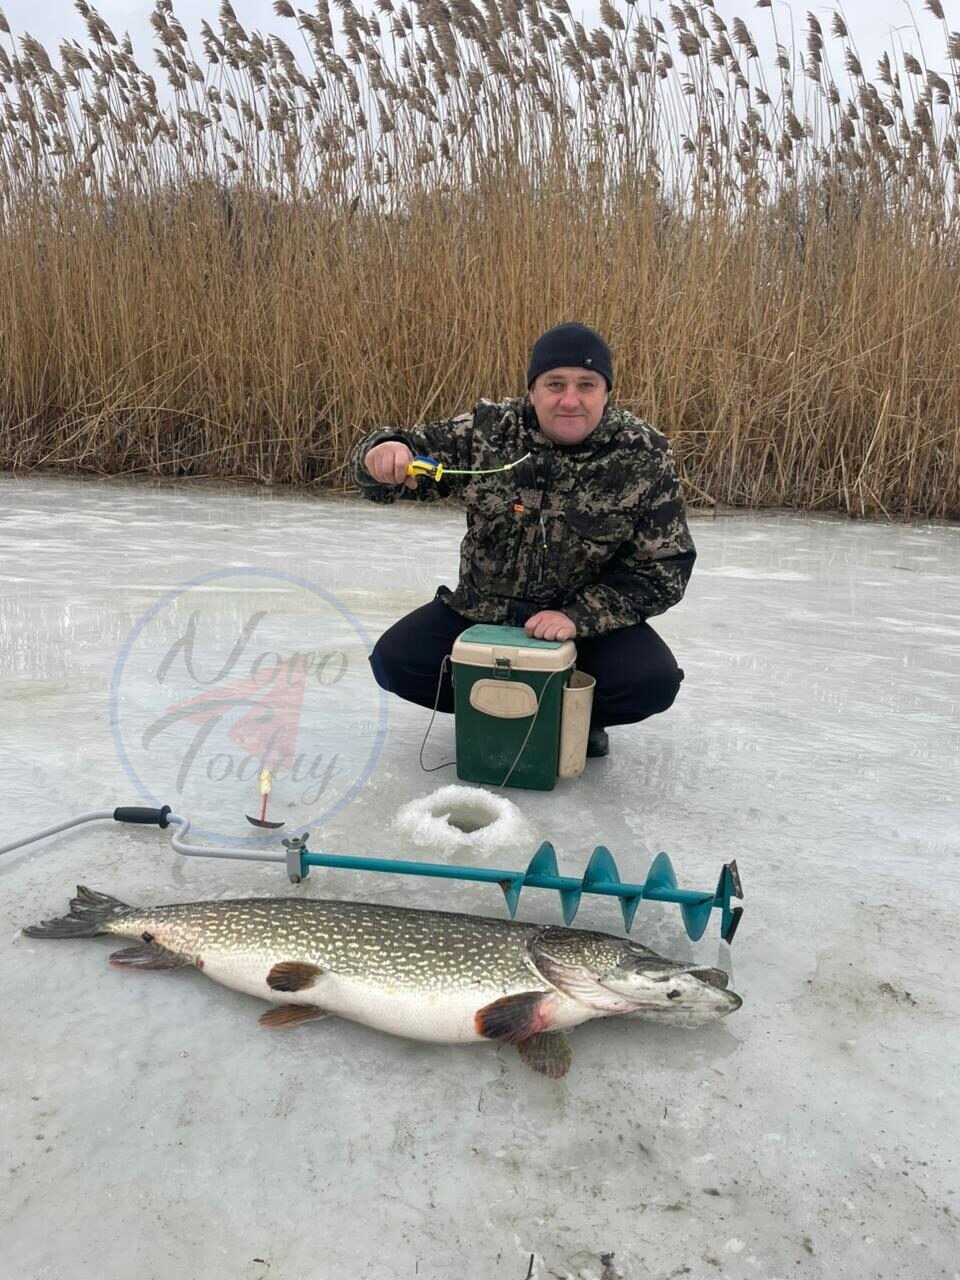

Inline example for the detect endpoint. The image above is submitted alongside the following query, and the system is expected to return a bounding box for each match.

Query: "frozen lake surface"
[1,474,958,1280]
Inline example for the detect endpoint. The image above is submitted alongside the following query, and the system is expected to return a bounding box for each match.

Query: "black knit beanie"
[526,323,613,390]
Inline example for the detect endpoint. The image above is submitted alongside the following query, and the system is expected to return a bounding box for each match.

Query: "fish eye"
[666,990,681,1000]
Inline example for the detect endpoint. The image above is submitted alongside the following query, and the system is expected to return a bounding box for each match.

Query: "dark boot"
[586,728,609,758]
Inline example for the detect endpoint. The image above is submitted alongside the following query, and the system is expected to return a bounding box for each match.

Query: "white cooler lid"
[451,624,576,672]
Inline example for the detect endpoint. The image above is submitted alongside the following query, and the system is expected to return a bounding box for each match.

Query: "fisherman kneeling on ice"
[351,324,695,759]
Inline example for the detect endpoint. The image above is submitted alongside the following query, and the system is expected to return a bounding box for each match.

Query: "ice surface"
[1,474,958,1280]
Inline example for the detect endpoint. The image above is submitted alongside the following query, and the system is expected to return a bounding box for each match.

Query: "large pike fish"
[23,887,742,1077]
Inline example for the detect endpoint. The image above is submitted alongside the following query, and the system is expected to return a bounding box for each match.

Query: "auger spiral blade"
[524,842,582,924]
[498,874,525,918]
[644,851,714,942]
[580,846,642,932]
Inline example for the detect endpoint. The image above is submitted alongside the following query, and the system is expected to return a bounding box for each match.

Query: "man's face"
[528,367,609,446]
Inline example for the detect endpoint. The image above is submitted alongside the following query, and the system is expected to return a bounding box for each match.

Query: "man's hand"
[364,441,417,488]
[525,610,576,641]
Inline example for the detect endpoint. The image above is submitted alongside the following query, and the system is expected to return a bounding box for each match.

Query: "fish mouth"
[616,985,743,1020]
[600,965,733,995]
[597,966,742,1017]
[687,967,730,990]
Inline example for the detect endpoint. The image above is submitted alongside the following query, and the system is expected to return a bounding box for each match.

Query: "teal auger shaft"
[289,838,744,944]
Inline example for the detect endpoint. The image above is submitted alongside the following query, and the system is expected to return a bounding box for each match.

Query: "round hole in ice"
[433,799,496,833]
[394,784,532,854]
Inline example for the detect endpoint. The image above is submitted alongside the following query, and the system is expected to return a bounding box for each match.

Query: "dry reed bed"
[0,0,958,517]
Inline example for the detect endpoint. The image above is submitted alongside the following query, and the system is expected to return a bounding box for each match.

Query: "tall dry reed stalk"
[0,0,958,517]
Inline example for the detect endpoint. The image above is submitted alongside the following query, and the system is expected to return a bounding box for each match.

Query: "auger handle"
[113,806,172,828]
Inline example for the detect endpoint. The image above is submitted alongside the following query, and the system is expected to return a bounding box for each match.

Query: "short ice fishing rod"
[406,452,532,483]
[0,806,743,943]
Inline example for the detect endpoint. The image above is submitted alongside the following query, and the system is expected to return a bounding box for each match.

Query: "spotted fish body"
[23,888,741,1077]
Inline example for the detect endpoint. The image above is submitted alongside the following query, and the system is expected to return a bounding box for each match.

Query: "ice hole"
[433,798,497,833]
[394,784,533,855]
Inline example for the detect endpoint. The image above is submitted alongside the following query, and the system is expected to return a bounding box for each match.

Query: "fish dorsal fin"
[474,992,553,1044]
[259,1005,329,1029]
[517,1031,573,1079]
[108,941,191,970]
[267,961,324,992]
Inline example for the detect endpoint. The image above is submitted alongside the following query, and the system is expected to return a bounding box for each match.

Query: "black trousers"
[369,596,684,729]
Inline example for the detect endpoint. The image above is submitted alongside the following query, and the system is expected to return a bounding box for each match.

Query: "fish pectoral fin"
[474,992,552,1045]
[108,942,190,970]
[258,1004,330,1029]
[517,1031,573,1079]
[266,961,324,992]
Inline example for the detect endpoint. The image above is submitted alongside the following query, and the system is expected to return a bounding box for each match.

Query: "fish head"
[615,963,743,1026]
[528,927,742,1026]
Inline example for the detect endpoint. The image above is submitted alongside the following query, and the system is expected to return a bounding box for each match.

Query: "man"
[351,323,695,758]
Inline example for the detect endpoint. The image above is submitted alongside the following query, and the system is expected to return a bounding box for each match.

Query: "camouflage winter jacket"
[350,397,695,637]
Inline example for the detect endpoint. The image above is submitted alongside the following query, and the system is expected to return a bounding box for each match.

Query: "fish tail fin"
[22,885,133,939]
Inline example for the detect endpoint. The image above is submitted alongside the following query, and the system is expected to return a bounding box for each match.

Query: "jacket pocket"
[563,507,634,566]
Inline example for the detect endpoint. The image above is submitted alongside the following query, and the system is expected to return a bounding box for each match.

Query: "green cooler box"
[450,624,594,791]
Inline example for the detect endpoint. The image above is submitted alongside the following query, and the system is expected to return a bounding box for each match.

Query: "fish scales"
[22,889,742,1078]
[113,899,545,991]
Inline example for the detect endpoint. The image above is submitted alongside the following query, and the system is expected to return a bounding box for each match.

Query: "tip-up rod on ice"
[0,805,744,944]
